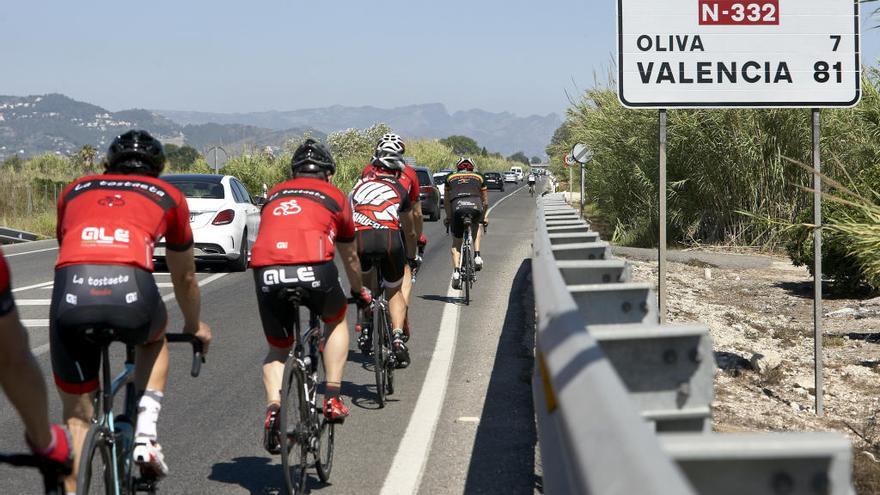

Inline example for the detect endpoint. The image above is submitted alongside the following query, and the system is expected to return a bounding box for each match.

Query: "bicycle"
[277,288,362,494]
[357,257,397,408]
[528,182,535,197]
[458,215,487,306]
[0,452,69,494]
[76,331,204,495]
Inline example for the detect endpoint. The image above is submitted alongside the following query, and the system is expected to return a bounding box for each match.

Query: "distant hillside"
[159,103,561,157]
[0,94,320,160]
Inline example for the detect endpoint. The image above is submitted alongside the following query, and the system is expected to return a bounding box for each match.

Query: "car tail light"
[212,209,235,225]
[420,185,432,193]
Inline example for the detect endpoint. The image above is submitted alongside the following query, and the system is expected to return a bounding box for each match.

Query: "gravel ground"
[621,252,880,493]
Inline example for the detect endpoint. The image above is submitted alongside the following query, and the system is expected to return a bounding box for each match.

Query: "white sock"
[135,390,164,441]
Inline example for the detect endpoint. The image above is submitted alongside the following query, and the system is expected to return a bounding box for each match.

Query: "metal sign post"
[658,110,668,325]
[571,144,593,220]
[812,109,824,416]
[580,164,585,218]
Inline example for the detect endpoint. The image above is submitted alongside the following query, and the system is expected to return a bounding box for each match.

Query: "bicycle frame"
[90,344,137,495]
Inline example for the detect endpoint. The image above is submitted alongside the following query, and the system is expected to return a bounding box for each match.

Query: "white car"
[433,171,452,201]
[154,174,261,271]
[503,172,518,183]
[510,166,524,182]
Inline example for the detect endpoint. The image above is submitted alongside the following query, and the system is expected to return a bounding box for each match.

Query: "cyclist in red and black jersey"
[51,130,212,486]
[350,143,418,368]
[0,249,73,479]
[360,133,425,342]
[251,139,370,450]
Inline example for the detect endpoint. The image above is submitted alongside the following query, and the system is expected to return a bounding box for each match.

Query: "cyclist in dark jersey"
[51,130,212,486]
[360,133,424,342]
[0,249,73,478]
[251,139,370,452]
[350,143,418,368]
[444,157,489,289]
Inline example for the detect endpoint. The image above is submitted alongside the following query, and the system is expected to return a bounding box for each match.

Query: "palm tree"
[77,145,97,173]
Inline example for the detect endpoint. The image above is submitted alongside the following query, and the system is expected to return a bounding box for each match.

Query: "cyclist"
[444,157,489,289]
[360,133,422,342]
[528,172,537,195]
[350,142,418,368]
[0,249,72,477]
[51,130,212,486]
[251,139,370,453]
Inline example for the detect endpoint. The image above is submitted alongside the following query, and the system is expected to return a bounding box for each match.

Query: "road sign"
[564,154,576,167]
[617,0,860,108]
[572,144,592,164]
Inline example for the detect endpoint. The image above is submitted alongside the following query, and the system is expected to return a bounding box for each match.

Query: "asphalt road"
[0,183,541,494]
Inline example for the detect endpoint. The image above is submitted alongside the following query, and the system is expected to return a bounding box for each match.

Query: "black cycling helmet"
[105,130,166,177]
[291,138,336,176]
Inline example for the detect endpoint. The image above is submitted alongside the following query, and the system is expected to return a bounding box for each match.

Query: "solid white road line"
[156,282,175,288]
[4,247,59,258]
[11,281,54,293]
[25,272,230,357]
[16,299,52,306]
[381,182,523,494]
[381,283,461,494]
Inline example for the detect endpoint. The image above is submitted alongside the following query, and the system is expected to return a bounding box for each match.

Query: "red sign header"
[699,0,779,26]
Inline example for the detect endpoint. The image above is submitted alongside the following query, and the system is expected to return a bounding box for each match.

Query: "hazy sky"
[2,1,880,117]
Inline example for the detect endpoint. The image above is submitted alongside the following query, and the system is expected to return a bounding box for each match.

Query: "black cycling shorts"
[50,264,167,394]
[0,287,13,317]
[253,262,347,348]
[355,230,406,287]
[451,197,484,239]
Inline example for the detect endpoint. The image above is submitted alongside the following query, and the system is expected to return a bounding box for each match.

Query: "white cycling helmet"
[373,147,406,172]
[376,133,405,155]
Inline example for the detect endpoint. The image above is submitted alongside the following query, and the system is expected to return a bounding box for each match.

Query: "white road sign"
[572,144,592,164]
[617,0,860,108]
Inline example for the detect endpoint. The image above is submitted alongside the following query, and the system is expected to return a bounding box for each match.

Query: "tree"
[480,146,488,157]
[507,151,530,165]
[440,135,481,155]
[74,145,97,172]
[165,144,202,170]
[530,156,542,164]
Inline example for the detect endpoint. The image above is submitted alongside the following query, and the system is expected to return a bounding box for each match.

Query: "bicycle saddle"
[278,287,309,304]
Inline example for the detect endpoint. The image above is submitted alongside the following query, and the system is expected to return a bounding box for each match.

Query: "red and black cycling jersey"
[445,171,487,200]
[349,176,412,232]
[250,177,355,267]
[361,163,420,205]
[0,249,14,316]
[56,174,193,272]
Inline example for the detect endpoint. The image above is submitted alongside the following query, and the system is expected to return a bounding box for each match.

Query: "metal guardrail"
[532,193,854,495]
[0,227,38,244]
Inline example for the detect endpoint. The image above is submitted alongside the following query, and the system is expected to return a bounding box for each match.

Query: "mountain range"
[0,94,560,160]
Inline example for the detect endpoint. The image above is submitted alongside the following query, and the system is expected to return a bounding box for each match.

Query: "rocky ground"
[621,251,880,493]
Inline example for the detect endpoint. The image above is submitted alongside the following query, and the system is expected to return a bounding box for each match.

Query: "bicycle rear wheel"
[373,303,387,407]
[462,240,472,306]
[384,311,395,396]
[280,358,310,495]
[315,419,334,482]
[77,424,116,495]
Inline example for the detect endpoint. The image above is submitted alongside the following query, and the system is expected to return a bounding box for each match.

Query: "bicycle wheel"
[77,424,116,495]
[462,241,472,306]
[383,311,395,396]
[373,302,386,407]
[315,419,334,482]
[279,358,310,495]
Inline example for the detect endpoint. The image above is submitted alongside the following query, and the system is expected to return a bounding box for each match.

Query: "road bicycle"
[528,182,536,196]
[77,331,203,495]
[458,215,487,306]
[357,257,397,408]
[276,288,364,494]
[0,452,69,494]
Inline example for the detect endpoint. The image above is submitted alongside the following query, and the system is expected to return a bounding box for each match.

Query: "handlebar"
[166,333,205,378]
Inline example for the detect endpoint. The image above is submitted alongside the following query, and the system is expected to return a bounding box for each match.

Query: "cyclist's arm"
[400,210,418,259]
[481,188,489,213]
[337,242,364,292]
[166,248,202,331]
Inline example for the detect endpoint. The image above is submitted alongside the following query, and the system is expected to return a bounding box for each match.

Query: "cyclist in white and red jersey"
[350,143,418,368]
[51,130,212,486]
[251,139,370,453]
[360,133,425,342]
[0,249,72,480]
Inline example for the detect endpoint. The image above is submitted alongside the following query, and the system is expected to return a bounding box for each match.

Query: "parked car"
[503,171,518,183]
[154,174,260,271]
[510,166,524,182]
[415,167,441,221]
[433,170,452,201]
[484,172,505,191]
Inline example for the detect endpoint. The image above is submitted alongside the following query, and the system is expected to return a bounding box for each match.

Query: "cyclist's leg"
[311,263,349,419]
[379,241,407,331]
[450,200,467,270]
[253,267,296,408]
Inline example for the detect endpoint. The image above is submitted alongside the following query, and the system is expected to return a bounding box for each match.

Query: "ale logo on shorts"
[263,267,317,286]
[273,199,302,216]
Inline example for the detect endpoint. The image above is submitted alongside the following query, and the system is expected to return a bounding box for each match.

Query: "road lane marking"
[156,282,174,288]
[382,283,461,494]
[12,281,54,293]
[4,247,59,258]
[26,272,230,357]
[382,183,524,493]
[16,299,51,306]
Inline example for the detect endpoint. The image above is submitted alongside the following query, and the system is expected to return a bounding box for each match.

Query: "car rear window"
[416,170,432,186]
[486,173,500,179]
[165,180,225,199]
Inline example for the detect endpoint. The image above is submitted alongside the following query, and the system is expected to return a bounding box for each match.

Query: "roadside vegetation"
[0,123,519,238]
[546,66,880,293]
